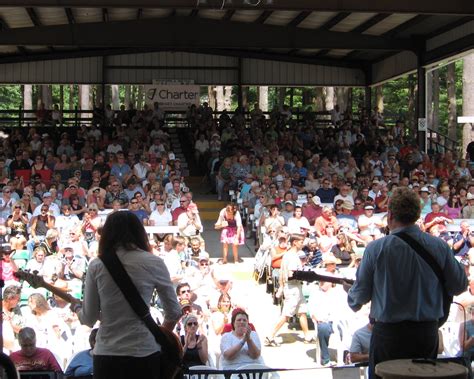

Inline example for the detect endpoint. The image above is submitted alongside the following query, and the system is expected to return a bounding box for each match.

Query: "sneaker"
[264,337,281,347]
[322,361,337,367]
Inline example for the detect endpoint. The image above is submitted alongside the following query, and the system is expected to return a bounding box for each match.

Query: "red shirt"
[302,205,322,225]
[10,347,62,372]
[171,207,186,223]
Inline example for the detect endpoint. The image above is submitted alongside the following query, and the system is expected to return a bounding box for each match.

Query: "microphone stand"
[0,250,19,379]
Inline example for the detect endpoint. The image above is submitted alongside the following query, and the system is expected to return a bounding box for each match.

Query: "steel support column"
[237,57,243,110]
[365,86,372,111]
[416,63,427,152]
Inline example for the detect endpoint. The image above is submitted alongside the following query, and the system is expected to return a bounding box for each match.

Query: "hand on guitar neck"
[14,269,82,306]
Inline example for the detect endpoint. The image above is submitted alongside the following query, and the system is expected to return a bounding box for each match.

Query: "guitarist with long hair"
[71,211,182,379]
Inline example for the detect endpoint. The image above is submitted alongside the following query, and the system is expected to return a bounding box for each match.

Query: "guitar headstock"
[14,269,46,289]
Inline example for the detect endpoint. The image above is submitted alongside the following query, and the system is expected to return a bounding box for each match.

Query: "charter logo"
[145,85,200,111]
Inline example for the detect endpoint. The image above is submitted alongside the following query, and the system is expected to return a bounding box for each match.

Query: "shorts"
[282,284,307,318]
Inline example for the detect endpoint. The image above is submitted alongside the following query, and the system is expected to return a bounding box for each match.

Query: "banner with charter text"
[145,84,200,111]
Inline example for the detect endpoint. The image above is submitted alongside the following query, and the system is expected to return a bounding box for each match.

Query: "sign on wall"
[145,84,200,111]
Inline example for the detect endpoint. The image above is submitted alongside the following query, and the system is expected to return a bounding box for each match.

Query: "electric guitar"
[14,269,184,378]
[14,269,82,305]
[291,270,355,286]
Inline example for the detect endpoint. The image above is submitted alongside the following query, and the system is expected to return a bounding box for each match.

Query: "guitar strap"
[98,253,175,356]
[393,231,451,325]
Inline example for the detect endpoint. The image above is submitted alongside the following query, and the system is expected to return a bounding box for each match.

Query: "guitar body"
[157,326,184,379]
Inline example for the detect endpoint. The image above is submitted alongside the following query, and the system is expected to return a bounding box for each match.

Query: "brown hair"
[388,187,421,225]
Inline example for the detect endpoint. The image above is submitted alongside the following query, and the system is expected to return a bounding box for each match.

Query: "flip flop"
[217,258,228,265]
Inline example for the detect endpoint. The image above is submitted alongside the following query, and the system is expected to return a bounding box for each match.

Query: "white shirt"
[78,248,182,356]
[334,194,354,205]
[32,202,60,217]
[287,216,311,234]
[149,209,172,226]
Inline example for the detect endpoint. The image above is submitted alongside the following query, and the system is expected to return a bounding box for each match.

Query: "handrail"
[426,127,459,153]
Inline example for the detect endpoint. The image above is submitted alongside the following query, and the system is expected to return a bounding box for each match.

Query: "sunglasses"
[14,206,21,209]
[88,208,97,212]
[186,322,198,327]
[157,203,164,206]
[199,262,209,266]
[180,289,190,294]
[131,201,138,204]
[3,190,10,193]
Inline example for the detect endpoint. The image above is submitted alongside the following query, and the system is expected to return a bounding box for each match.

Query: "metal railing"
[0,107,336,129]
[427,127,459,153]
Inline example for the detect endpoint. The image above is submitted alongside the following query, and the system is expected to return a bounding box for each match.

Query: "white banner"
[144,85,200,111]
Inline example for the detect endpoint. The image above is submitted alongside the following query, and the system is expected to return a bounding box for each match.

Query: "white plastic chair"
[236,363,279,379]
[188,365,224,379]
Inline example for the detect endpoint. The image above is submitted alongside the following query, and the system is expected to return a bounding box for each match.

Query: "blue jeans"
[317,322,333,364]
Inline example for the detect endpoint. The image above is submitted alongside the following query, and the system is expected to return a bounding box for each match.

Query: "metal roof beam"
[288,11,311,27]
[351,13,392,33]
[222,9,235,21]
[0,46,365,69]
[425,16,474,38]
[382,15,431,38]
[26,7,41,26]
[1,1,472,15]
[319,12,351,30]
[0,16,415,50]
[255,10,272,24]
[65,8,75,24]
[102,8,109,22]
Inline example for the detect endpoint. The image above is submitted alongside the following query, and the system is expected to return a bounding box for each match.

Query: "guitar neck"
[291,270,355,285]
[41,282,82,304]
[14,269,82,305]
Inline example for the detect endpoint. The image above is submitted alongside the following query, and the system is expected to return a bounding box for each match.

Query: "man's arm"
[442,244,469,296]
[347,246,375,312]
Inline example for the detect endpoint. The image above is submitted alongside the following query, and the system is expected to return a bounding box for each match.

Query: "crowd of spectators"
[189,100,474,365]
[2,99,474,375]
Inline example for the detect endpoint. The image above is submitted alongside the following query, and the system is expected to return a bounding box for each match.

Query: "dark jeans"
[94,351,161,379]
[317,322,334,364]
[369,321,438,379]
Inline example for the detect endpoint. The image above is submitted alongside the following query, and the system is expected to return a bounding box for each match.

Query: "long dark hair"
[98,211,150,257]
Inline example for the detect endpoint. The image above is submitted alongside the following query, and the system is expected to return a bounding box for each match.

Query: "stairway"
[167,128,189,176]
[194,197,224,222]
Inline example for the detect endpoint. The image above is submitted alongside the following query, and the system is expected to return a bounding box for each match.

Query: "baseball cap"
[284,201,294,206]
[42,192,52,198]
[364,205,375,210]
[420,187,429,193]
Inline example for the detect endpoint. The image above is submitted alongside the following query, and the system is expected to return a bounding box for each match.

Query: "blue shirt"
[64,349,93,377]
[315,188,337,203]
[453,232,472,257]
[348,225,467,323]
